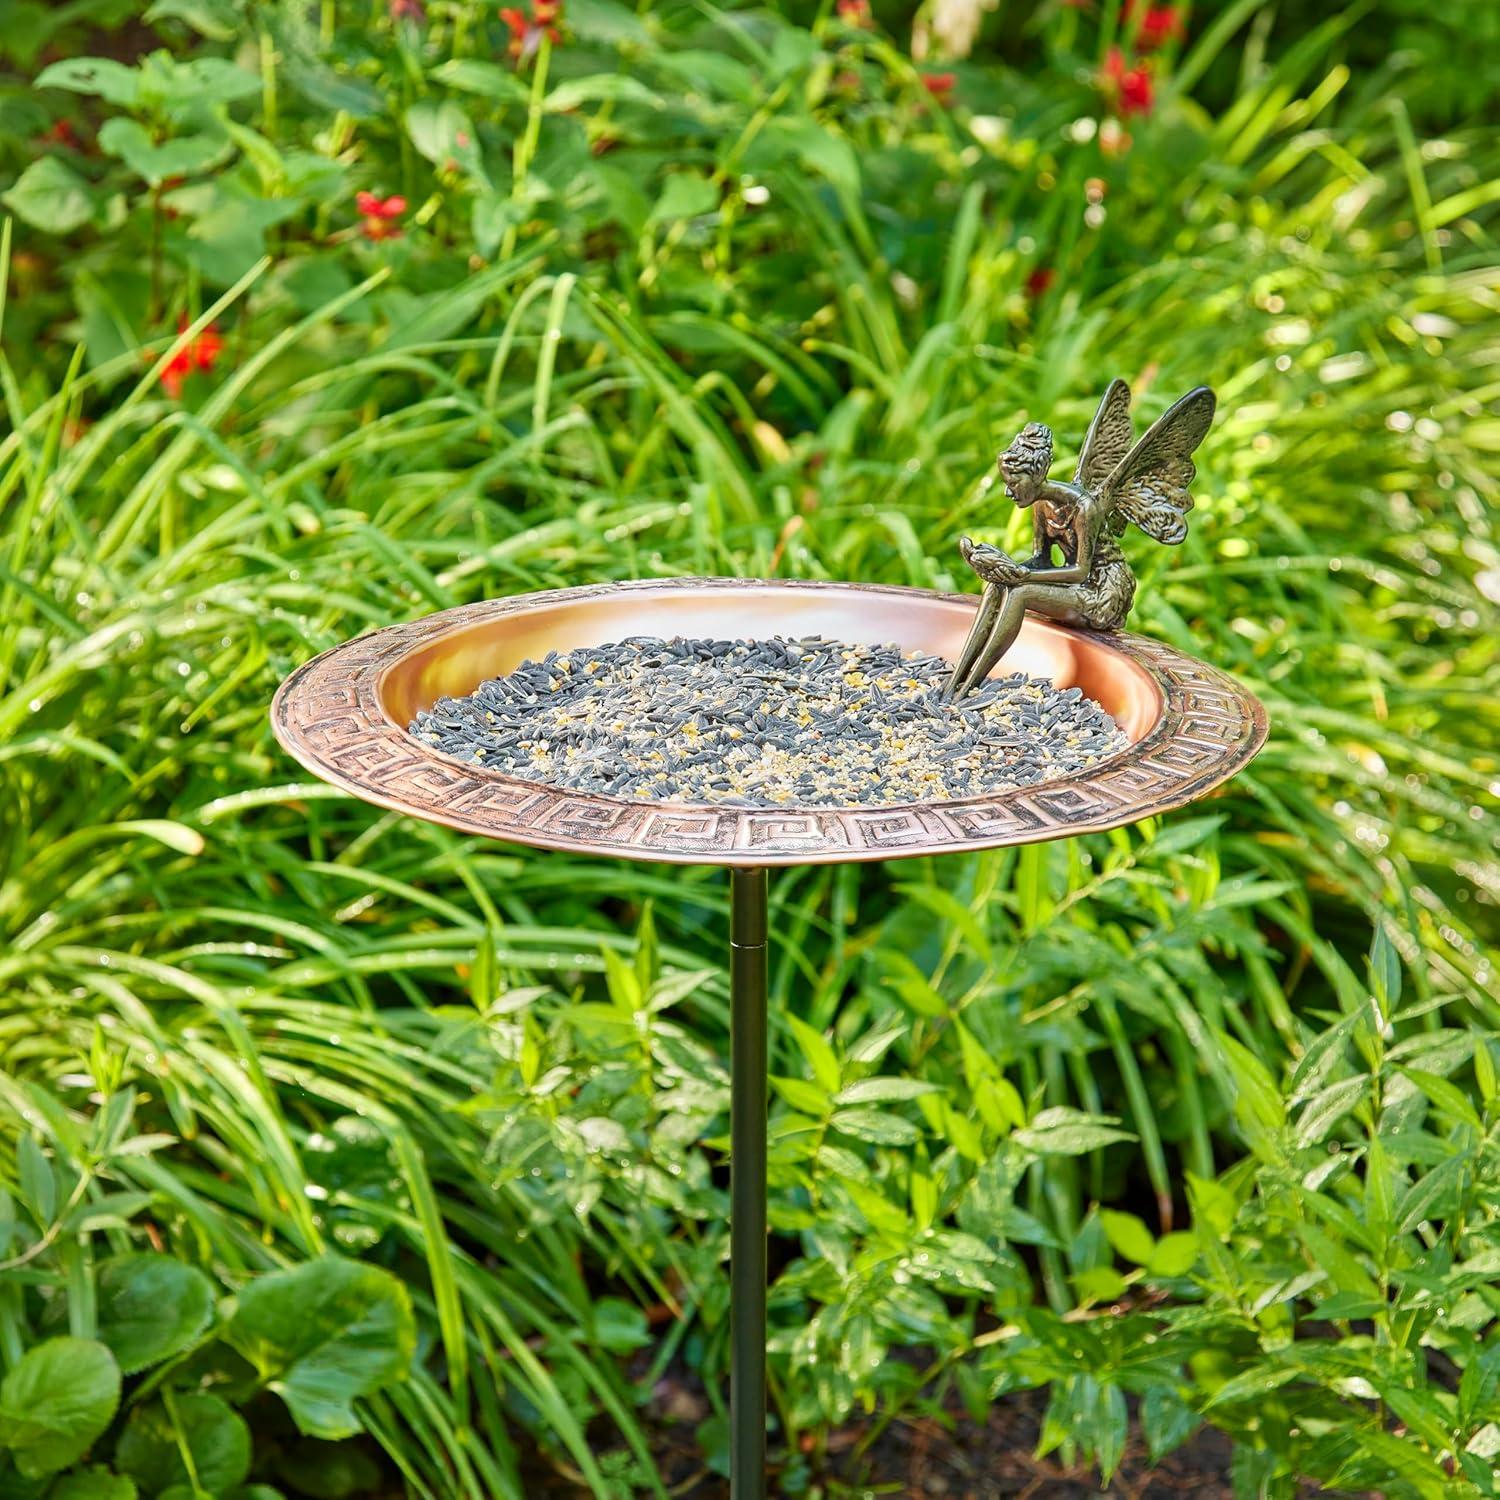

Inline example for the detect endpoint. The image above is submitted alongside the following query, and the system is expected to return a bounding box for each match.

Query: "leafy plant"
[0,1104,414,1494]
[0,0,1495,1495]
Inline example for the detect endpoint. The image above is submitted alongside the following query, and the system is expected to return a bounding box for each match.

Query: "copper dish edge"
[270,578,1268,867]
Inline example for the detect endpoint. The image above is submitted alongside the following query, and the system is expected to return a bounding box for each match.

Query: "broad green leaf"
[429,59,530,103]
[2,159,93,235]
[930,1098,983,1162]
[471,194,534,260]
[1370,924,1402,1010]
[1400,1066,1482,1130]
[17,1134,55,1225]
[909,1167,937,1229]
[282,60,383,118]
[1459,1345,1500,1427]
[649,173,719,225]
[1475,1040,1497,1105]
[226,1256,415,1439]
[768,26,820,78]
[1147,814,1224,857]
[546,76,662,112]
[1012,1108,1134,1156]
[754,117,860,198]
[1289,1008,1365,1103]
[1097,1209,1155,1265]
[655,50,757,102]
[115,1394,250,1495]
[844,1182,907,1238]
[567,0,653,45]
[98,1253,216,1373]
[97,120,227,187]
[1394,1152,1469,1236]
[35,57,141,105]
[405,101,483,180]
[143,54,260,112]
[1185,1172,1239,1238]
[785,1015,840,1095]
[1335,1427,1452,1492]
[47,1469,137,1500]
[0,1338,120,1478]
[1141,1386,1198,1460]
[1072,1266,1128,1302]
[1219,1033,1286,1136]
[886,972,948,1018]
[769,1074,830,1116]
[833,1077,939,1106]
[1376,1382,1453,1452]
[591,1298,650,1354]
[830,1108,920,1145]
[144,0,239,40]
[1297,1223,1379,1302]
[1204,1362,1299,1408]
[600,943,641,1012]
[1294,1074,1370,1146]
[1147,1232,1199,1277]
[846,1023,907,1066]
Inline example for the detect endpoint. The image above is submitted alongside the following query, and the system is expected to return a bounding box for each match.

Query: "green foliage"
[0,0,1496,1495]
[115,1394,250,1496]
[226,1259,416,1440]
[0,1107,412,1491]
[97,1256,215,1374]
[0,1340,120,1479]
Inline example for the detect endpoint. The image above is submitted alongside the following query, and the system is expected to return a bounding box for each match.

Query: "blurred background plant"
[0,0,1496,1496]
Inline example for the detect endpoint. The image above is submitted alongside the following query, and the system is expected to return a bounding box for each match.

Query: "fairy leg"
[943,585,1002,700]
[949,583,1088,700]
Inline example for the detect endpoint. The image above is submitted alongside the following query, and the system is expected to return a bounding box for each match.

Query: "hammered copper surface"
[270,579,1267,866]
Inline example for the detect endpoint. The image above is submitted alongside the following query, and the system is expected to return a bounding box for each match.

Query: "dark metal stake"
[729,866,768,1500]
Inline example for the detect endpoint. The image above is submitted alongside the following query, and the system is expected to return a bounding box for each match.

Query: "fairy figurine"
[945,379,1217,700]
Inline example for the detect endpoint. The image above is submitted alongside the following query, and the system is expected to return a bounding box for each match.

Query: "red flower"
[357,191,407,240]
[836,0,871,24]
[389,0,425,19]
[1124,0,1182,49]
[159,316,224,399]
[1025,267,1056,297]
[1099,46,1153,117]
[921,72,957,107]
[41,119,80,148]
[501,0,562,61]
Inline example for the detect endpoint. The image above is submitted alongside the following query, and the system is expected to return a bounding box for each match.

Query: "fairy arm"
[1014,496,1092,583]
[1028,506,1051,566]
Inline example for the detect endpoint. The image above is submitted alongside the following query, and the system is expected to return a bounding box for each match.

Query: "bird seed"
[408,636,1129,808]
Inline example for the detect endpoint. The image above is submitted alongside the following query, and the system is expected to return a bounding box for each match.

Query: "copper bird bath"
[272,575,1265,1497]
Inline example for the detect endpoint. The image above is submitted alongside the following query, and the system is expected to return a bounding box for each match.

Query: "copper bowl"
[270,578,1266,866]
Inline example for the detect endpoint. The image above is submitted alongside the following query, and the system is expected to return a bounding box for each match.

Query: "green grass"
[0,1,1497,1494]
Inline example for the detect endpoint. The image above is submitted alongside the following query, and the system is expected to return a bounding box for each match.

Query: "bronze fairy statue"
[945,378,1217,700]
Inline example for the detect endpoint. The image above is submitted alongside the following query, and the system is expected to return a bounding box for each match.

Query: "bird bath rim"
[270,577,1267,866]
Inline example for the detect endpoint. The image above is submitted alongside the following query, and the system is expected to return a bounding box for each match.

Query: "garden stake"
[273,398,1265,1496]
[729,866,769,1499]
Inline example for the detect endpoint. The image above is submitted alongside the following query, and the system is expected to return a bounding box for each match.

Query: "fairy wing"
[1074,378,1135,492]
[1098,385,1216,544]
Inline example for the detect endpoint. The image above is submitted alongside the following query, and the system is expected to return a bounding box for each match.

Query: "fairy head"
[999,422,1053,505]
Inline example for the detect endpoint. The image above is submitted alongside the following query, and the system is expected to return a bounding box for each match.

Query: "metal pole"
[729,865,768,1500]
